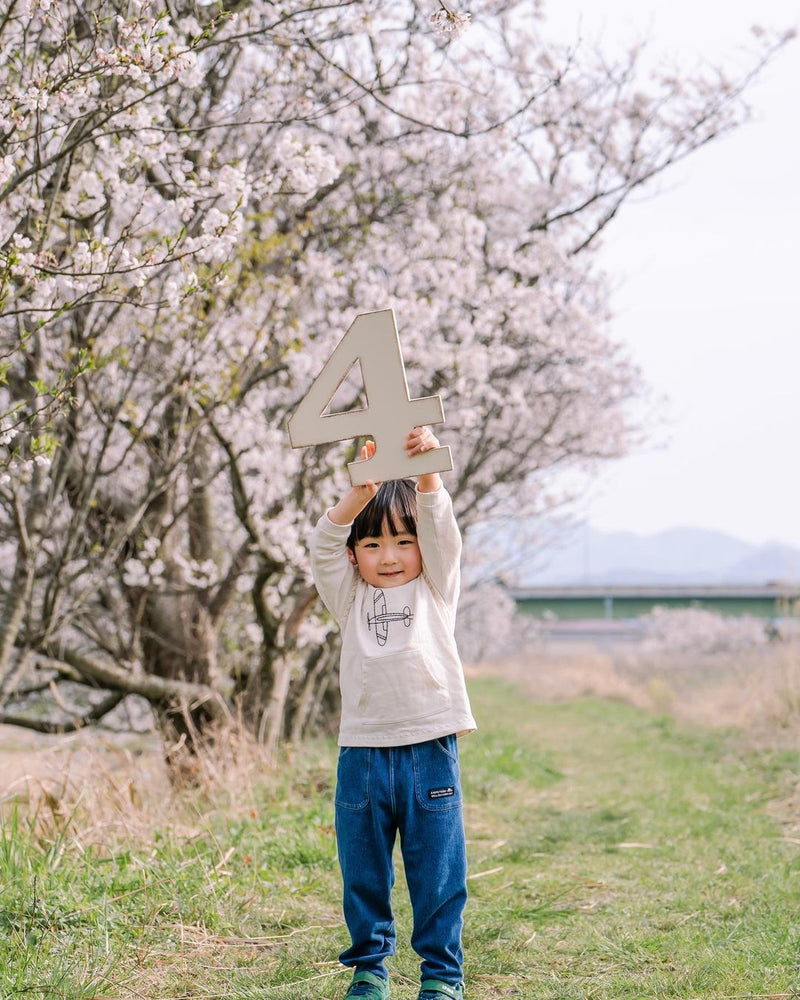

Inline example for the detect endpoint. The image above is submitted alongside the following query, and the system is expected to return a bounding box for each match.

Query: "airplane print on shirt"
[367,588,413,647]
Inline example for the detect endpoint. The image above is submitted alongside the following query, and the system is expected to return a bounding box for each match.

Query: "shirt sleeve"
[309,512,358,624]
[415,486,462,608]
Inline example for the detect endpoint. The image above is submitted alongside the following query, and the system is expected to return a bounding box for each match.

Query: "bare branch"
[0,690,124,734]
[41,642,229,718]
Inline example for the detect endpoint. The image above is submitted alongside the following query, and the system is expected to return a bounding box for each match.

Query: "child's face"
[347,521,422,589]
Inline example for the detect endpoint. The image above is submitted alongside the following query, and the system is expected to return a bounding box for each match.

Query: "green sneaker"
[417,981,463,1000]
[344,970,390,999]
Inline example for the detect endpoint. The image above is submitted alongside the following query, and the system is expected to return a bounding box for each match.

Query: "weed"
[2,668,800,998]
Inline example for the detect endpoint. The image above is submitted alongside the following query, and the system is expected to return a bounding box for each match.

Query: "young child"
[310,426,477,1000]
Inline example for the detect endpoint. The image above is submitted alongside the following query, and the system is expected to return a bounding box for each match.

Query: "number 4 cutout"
[287,309,453,485]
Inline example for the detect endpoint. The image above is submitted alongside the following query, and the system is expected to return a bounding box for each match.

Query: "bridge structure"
[510,583,800,621]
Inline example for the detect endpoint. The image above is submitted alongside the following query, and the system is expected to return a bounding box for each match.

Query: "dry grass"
[470,633,800,747]
[3,640,800,999]
[4,631,799,843]
[0,718,282,850]
[0,727,166,844]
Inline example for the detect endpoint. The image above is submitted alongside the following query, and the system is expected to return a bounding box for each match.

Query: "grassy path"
[460,681,799,999]
[1,676,798,999]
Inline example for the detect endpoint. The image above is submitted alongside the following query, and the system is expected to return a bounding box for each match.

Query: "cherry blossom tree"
[0,0,789,767]
[641,607,769,657]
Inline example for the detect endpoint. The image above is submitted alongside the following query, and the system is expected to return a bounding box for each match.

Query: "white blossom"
[641,607,769,656]
[0,422,17,447]
[430,7,472,38]
[122,559,149,588]
[0,0,778,744]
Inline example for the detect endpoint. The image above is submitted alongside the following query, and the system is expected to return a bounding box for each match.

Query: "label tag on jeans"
[429,786,455,800]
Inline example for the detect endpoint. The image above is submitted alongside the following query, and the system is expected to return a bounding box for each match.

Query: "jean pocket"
[435,734,458,762]
[412,738,462,812]
[335,747,370,811]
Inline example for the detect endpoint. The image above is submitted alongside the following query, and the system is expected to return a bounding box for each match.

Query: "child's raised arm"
[327,440,378,525]
[406,426,443,493]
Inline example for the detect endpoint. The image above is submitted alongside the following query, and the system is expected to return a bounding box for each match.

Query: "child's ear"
[346,547,357,567]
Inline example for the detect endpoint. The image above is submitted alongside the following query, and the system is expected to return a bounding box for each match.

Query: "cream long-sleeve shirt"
[310,486,477,747]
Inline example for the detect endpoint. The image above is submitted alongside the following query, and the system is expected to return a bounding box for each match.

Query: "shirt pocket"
[359,649,451,726]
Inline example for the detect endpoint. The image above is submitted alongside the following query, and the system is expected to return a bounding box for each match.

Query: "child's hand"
[405,426,440,457]
[350,441,378,504]
[406,426,443,493]
[355,440,379,499]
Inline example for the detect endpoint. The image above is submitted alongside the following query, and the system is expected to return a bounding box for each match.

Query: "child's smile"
[349,531,422,588]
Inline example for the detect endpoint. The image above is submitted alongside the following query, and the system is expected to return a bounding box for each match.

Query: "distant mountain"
[514,524,800,585]
[726,544,800,583]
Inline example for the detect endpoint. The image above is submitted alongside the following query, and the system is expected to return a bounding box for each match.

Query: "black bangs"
[347,479,418,548]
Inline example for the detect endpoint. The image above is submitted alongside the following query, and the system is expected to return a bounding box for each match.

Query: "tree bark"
[0,547,35,687]
[288,642,338,744]
[244,582,319,758]
[138,587,228,772]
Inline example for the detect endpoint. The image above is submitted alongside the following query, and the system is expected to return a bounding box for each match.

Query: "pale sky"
[544,0,800,548]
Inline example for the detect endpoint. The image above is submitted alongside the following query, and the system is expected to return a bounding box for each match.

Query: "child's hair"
[347,479,418,549]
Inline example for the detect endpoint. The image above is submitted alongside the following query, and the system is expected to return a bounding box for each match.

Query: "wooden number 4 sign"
[287,309,453,485]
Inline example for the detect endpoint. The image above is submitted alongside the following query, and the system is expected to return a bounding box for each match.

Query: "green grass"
[1,677,799,999]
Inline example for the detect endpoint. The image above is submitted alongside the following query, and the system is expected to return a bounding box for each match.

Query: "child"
[310,426,477,1000]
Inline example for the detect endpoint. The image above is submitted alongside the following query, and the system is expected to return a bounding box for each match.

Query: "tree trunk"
[256,648,295,762]
[242,581,321,759]
[288,642,338,743]
[140,588,224,780]
[0,547,35,690]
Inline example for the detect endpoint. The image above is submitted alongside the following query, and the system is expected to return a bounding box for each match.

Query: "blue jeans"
[335,736,467,986]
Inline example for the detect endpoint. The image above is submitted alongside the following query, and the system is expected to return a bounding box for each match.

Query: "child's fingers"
[354,479,379,500]
[360,439,376,460]
[406,426,439,454]
[359,479,379,499]
[406,427,424,452]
